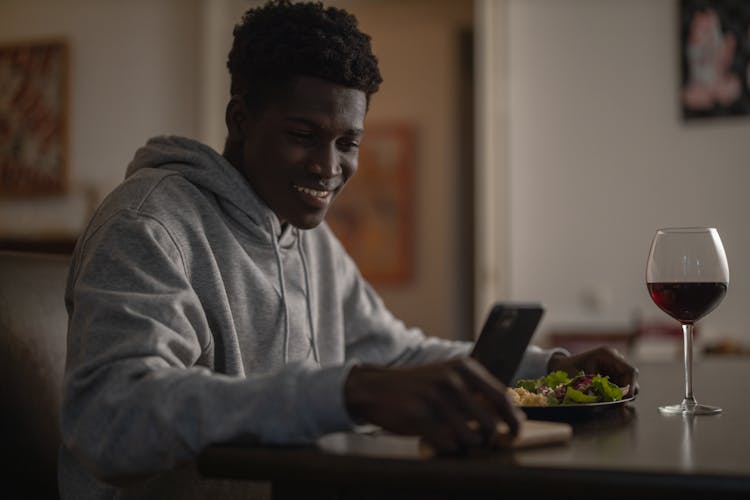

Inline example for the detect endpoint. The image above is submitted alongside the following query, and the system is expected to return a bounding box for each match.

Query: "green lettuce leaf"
[562,387,598,404]
[541,370,571,388]
[591,374,623,402]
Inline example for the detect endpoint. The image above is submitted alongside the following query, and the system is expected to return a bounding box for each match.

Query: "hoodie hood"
[125,135,313,364]
[126,135,294,246]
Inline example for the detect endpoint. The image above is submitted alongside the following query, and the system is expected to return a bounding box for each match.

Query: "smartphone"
[470,303,545,385]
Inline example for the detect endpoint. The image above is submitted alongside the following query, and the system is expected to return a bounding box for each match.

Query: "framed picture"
[680,0,750,120]
[327,122,415,285]
[0,39,69,196]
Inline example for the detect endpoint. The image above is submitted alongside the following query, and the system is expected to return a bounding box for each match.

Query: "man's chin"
[289,213,326,231]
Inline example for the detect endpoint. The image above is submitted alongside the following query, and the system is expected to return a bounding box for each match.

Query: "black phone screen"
[469,303,544,385]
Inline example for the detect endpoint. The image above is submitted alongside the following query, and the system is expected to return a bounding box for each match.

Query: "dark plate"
[521,395,637,422]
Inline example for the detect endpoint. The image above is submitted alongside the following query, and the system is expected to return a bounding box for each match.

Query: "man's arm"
[62,213,357,483]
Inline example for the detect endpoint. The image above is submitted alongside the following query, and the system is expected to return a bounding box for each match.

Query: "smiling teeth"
[295,185,329,198]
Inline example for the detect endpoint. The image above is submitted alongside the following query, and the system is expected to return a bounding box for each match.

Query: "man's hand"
[547,346,639,395]
[344,358,524,454]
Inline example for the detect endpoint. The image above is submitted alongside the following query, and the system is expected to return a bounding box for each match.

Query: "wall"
[504,0,750,346]
[329,0,474,340]
[0,0,201,237]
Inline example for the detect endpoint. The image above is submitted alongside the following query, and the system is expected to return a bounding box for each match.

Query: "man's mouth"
[293,184,332,198]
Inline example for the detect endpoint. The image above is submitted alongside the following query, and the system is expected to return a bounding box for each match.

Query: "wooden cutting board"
[317,419,572,459]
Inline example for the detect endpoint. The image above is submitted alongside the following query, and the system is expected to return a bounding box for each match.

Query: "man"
[59,1,636,498]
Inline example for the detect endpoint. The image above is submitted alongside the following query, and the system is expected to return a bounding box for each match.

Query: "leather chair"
[0,251,71,499]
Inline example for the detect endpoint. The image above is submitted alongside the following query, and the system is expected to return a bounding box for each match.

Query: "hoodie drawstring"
[297,230,320,363]
[269,217,290,364]
[268,217,320,365]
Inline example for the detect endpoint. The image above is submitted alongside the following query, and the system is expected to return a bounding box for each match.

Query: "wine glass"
[646,227,729,415]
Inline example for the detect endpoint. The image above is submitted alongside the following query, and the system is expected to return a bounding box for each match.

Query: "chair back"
[0,251,71,499]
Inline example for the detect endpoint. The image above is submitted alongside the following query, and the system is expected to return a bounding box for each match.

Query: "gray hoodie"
[59,136,557,499]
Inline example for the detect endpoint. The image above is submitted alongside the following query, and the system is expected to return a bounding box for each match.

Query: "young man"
[59,1,636,498]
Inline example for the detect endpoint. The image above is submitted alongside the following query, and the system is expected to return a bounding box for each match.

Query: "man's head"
[224,0,382,230]
[227,0,382,112]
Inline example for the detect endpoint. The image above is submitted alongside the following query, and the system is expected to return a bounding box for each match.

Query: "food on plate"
[509,370,629,407]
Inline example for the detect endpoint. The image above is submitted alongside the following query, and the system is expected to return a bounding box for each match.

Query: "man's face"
[236,76,367,229]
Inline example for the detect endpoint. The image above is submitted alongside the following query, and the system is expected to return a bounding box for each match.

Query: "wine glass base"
[658,402,722,416]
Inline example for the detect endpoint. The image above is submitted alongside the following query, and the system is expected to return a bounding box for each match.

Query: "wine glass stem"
[682,323,696,405]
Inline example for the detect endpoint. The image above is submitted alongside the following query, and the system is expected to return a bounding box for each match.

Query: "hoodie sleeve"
[334,239,565,378]
[62,210,355,484]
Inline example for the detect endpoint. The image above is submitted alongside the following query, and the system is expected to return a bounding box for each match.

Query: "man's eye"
[337,139,360,152]
[288,131,315,143]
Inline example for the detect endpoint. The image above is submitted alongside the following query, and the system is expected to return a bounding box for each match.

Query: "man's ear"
[225,96,248,141]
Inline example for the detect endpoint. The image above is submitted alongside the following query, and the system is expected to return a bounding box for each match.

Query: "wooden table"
[198,358,750,499]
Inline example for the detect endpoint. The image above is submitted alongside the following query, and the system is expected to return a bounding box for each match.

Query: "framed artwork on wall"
[326,122,415,285]
[0,39,69,196]
[680,0,750,120]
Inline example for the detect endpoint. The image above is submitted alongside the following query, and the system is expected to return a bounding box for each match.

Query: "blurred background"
[2,0,749,362]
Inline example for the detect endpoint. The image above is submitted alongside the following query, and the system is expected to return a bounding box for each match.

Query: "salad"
[509,370,629,407]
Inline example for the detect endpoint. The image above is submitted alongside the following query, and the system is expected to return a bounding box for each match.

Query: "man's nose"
[308,144,341,177]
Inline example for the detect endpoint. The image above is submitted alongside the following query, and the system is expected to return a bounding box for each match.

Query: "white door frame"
[473,0,511,333]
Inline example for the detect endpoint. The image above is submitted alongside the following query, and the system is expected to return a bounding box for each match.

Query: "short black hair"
[227,0,383,110]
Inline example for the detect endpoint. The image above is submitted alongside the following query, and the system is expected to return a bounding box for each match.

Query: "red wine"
[647,282,727,323]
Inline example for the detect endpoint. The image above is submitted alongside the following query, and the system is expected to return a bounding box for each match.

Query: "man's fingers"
[455,359,521,437]
[420,392,499,453]
[430,370,506,448]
